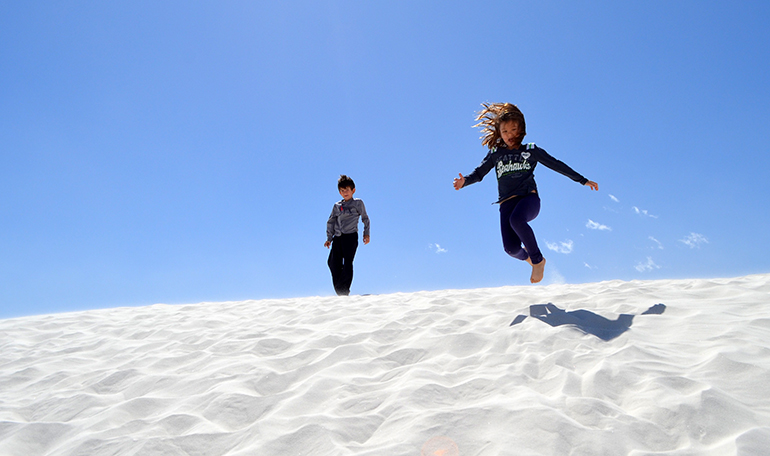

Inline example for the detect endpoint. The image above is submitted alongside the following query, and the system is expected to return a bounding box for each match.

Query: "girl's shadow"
[510,303,666,341]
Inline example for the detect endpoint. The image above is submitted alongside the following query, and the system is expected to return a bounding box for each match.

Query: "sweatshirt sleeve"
[535,147,588,185]
[326,205,338,242]
[462,149,496,188]
[359,200,370,237]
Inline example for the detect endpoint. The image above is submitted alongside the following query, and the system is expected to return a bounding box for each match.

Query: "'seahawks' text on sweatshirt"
[463,143,588,203]
[326,198,370,242]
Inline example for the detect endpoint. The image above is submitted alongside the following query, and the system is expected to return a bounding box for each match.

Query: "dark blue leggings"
[499,193,543,264]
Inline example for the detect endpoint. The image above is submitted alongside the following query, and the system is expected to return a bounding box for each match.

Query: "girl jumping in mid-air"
[453,103,598,283]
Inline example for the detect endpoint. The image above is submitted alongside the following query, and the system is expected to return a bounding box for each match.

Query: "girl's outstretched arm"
[453,173,466,190]
[585,180,599,191]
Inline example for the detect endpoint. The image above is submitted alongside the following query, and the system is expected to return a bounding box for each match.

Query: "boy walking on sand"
[325,175,370,296]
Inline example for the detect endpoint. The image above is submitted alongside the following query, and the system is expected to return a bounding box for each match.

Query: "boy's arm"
[326,205,338,243]
[358,200,370,239]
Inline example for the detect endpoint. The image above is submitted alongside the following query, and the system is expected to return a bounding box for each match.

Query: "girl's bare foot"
[530,258,546,283]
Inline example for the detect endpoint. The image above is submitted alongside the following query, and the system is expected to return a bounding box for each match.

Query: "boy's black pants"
[328,233,358,296]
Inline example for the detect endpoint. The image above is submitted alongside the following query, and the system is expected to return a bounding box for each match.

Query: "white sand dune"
[2,274,770,455]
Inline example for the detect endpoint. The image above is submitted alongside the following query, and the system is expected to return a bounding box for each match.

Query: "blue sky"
[2,1,769,319]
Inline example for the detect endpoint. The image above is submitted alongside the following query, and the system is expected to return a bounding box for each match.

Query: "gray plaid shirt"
[326,198,370,242]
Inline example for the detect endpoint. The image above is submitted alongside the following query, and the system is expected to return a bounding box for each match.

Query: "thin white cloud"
[633,206,659,218]
[545,239,574,254]
[680,233,708,249]
[635,257,661,272]
[428,243,448,254]
[584,262,597,270]
[609,194,619,203]
[586,219,612,231]
[548,267,566,285]
[649,236,664,250]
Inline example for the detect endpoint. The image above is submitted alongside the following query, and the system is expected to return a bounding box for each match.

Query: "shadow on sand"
[510,303,666,341]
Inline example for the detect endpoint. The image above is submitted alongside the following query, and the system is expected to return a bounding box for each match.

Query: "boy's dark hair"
[474,102,527,149]
[338,174,355,189]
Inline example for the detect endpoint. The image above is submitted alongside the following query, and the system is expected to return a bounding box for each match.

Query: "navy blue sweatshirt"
[463,143,588,203]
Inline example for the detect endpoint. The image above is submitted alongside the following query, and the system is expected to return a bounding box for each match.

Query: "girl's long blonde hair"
[473,102,527,149]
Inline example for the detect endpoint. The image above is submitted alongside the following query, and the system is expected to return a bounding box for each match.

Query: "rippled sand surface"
[2,274,769,455]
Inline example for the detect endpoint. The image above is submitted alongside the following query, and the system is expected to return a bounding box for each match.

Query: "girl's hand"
[324,241,331,248]
[585,180,599,191]
[453,173,465,190]
[363,235,370,245]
